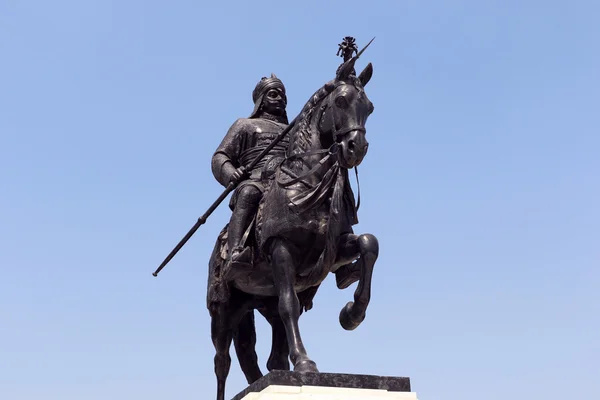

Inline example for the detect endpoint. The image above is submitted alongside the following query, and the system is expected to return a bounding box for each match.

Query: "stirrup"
[223,246,253,281]
[230,246,252,266]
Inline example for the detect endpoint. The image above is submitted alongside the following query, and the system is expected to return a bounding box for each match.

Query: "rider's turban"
[249,73,288,119]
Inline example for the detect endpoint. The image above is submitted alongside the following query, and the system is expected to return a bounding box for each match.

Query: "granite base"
[231,371,415,400]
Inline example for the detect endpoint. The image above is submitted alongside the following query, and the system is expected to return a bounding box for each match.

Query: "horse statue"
[206,47,377,400]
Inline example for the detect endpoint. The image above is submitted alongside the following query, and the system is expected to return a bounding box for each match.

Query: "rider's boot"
[223,209,254,280]
[223,246,253,281]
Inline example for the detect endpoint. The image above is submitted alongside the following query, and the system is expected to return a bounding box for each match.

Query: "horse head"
[319,59,374,169]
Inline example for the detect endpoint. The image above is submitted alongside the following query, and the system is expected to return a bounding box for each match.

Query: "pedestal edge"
[231,371,411,400]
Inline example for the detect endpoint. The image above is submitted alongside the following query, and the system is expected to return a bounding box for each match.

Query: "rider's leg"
[228,184,262,263]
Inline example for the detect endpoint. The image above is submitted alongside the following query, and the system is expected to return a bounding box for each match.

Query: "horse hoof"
[294,359,319,373]
[339,301,365,331]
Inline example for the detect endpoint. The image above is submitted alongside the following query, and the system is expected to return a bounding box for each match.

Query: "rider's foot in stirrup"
[224,246,253,280]
[231,246,252,265]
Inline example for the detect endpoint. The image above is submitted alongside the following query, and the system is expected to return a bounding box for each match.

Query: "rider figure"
[337,36,358,62]
[211,74,289,271]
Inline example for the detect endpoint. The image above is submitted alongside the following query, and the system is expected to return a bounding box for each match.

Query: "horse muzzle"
[339,129,369,168]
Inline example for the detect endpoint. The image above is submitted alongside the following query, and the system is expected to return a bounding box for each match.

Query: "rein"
[276,144,361,214]
[354,165,361,211]
[327,96,363,211]
[277,144,338,188]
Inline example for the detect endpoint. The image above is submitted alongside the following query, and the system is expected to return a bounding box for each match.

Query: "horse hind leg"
[233,310,263,384]
[210,303,234,400]
[336,233,379,331]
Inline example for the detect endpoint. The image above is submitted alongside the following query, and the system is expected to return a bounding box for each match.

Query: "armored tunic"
[211,117,289,209]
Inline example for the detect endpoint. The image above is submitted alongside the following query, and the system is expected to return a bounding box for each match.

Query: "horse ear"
[358,63,373,87]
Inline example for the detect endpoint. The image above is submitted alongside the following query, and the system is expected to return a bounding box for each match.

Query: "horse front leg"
[269,238,319,373]
[334,233,379,331]
[258,301,290,372]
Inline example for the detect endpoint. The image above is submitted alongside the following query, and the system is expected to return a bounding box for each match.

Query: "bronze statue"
[152,37,377,400]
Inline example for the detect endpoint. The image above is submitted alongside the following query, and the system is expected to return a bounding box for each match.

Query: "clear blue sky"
[1,1,598,399]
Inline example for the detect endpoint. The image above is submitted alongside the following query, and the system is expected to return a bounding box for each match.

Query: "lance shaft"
[152,115,299,277]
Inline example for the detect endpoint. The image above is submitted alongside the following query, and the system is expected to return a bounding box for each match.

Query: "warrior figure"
[211,74,289,272]
[337,36,358,62]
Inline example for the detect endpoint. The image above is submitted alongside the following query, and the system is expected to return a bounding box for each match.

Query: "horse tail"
[207,224,231,313]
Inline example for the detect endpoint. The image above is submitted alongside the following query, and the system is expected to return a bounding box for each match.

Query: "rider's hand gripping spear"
[152,37,374,277]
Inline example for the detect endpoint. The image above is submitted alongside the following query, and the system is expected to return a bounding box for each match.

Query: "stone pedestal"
[231,371,417,400]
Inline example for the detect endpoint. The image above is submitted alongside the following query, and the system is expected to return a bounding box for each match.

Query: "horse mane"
[286,82,336,162]
[287,76,366,153]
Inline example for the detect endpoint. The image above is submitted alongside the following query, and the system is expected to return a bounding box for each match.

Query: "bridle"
[319,84,367,142]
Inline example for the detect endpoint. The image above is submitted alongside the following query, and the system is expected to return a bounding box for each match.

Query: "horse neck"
[286,111,335,185]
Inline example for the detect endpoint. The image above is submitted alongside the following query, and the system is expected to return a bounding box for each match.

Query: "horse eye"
[335,96,348,109]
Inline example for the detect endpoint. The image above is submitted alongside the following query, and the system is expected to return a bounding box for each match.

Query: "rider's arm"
[211,119,245,187]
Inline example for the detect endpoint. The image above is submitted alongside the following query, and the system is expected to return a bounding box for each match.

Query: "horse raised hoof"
[339,301,366,331]
[293,358,319,373]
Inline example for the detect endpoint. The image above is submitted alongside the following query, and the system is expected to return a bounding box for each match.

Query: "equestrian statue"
[153,37,378,400]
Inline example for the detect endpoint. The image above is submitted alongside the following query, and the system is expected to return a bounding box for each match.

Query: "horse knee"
[358,234,379,258]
